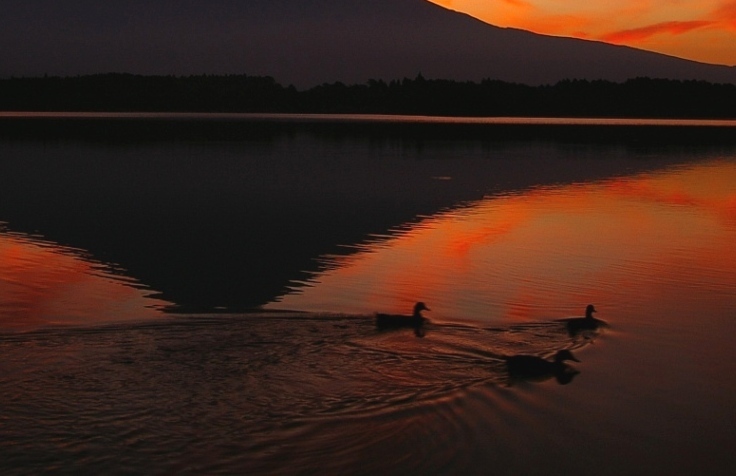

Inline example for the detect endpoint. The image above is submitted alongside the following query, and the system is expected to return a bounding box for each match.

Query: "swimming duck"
[559,304,606,336]
[505,349,580,384]
[375,302,429,336]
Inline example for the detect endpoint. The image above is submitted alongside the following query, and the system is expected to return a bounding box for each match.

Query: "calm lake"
[1,114,735,475]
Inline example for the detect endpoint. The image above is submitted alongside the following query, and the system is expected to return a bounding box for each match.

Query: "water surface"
[270,158,736,323]
[1,116,735,475]
[0,225,169,331]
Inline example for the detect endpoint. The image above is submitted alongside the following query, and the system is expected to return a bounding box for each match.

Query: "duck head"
[413,302,429,337]
[585,304,597,319]
[414,302,430,314]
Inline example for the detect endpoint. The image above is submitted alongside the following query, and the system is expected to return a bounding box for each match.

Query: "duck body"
[558,304,606,336]
[506,349,580,384]
[375,302,429,334]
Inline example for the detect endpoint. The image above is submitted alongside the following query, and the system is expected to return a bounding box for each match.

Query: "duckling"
[375,302,429,336]
[559,304,606,336]
[505,349,580,385]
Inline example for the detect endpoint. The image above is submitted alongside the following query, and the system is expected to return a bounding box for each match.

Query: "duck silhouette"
[505,349,581,385]
[558,304,607,336]
[375,302,429,337]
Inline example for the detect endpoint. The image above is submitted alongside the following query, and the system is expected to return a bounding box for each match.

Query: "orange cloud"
[602,0,736,44]
[601,20,715,43]
[501,0,534,8]
[713,0,736,28]
[715,0,736,15]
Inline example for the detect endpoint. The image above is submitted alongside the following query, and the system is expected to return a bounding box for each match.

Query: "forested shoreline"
[2,73,736,118]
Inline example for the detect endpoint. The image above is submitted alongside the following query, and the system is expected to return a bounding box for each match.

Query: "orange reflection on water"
[269,159,736,325]
[0,230,168,331]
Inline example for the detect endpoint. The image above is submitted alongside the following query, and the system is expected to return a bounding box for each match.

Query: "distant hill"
[1,0,735,86]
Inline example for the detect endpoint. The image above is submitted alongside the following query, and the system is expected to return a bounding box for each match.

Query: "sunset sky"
[430,0,736,66]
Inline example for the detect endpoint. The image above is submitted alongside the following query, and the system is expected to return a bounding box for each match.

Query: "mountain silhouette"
[1,0,734,86]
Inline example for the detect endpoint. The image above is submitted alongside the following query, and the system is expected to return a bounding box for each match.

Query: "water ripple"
[0,313,601,475]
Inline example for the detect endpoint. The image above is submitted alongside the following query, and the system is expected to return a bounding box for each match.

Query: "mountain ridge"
[1,0,734,87]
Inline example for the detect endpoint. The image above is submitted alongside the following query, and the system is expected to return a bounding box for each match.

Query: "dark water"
[1,115,735,474]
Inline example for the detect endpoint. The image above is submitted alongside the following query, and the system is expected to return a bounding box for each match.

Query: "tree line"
[1,73,735,118]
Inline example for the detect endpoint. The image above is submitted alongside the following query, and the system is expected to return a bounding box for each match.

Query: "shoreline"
[2,111,736,127]
[3,112,736,146]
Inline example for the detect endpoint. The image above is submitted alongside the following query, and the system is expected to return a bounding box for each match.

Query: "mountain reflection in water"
[268,159,736,326]
[1,117,732,314]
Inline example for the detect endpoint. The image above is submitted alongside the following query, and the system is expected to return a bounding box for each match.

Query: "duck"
[375,302,430,336]
[558,304,606,336]
[505,349,581,385]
